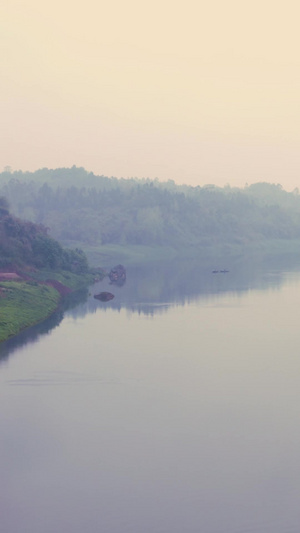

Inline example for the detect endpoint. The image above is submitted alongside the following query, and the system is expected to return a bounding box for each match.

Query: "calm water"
[1,258,300,533]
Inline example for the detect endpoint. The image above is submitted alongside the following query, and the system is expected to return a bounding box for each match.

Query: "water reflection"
[0,288,88,363]
[2,254,300,533]
[68,255,293,320]
[1,254,299,361]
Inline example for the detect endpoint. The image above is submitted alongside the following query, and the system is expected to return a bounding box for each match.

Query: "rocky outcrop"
[109,264,126,284]
[94,291,115,302]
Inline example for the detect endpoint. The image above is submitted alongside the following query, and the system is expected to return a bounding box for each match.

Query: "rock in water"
[109,264,126,284]
[94,291,115,302]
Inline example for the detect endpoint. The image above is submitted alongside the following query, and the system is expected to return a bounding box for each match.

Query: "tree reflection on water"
[1,253,298,363]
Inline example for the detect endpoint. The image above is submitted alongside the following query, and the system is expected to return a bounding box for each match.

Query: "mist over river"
[1,257,300,533]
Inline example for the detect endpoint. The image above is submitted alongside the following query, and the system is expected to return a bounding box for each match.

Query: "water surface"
[1,259,300,532]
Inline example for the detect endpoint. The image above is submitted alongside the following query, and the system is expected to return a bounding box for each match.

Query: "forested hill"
[0,196,88,272]
[1,167,300,250]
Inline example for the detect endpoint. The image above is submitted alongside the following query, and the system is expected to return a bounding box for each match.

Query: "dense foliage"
[0,196,88,272]
[1,167,300,249]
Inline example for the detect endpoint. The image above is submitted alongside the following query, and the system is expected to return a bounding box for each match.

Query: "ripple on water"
[6,370,120,387]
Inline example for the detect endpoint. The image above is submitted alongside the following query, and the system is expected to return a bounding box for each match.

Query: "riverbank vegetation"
[0,281,60,342]
[0,198,97,342]
[0,268,98,343]
[1,166,300,340]
[1,167,300,265]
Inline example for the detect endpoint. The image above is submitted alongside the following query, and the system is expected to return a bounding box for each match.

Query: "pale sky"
[1,0,300,190]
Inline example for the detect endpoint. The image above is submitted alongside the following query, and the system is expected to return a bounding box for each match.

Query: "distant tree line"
[1,167,300,249]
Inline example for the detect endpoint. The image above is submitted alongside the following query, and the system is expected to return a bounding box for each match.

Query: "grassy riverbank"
[60,239,300,268]
[0,270,98,343]
[28,269,97,290]
[0,281,60,342]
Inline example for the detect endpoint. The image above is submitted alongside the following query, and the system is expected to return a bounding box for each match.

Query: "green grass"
[25,269,96,289]
[60,242,179,267]
[58,239,300,273]
[60,239,300,266]
[0,269,98,343]
[0,281,61,342]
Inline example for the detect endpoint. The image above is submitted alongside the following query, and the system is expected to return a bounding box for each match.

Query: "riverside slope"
[0,270,96,343]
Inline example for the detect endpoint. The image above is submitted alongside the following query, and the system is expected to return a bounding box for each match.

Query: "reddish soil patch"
[0,272,22,281]
[45,279,72,296]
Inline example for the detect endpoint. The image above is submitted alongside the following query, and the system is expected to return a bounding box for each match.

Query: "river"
[1,256,300,532]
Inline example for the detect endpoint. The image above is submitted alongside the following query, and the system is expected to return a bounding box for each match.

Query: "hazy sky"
[2,0,300,189]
